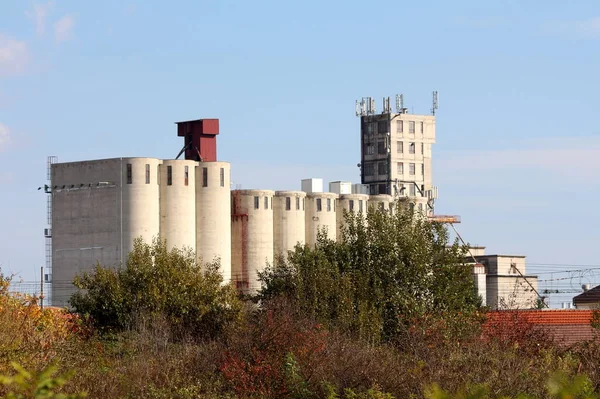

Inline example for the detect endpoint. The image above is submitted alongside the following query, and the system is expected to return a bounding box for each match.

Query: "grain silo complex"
[45,94,541,309]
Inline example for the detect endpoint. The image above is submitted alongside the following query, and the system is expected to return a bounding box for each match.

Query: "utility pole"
[40,266,44,311]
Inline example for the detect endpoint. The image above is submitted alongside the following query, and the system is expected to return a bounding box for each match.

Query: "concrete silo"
[368,194,394,214]
[196,162,232,281]
[305,192,338,247]
[121,157,162,258]
[159,160,197,251]
[273,191,306,258]
[336,193,369,240]
[231,189,274,294]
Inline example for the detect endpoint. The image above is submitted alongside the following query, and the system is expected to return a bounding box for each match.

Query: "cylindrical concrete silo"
[196,162,232,281]
[305,192,338,247]
[336,193,369,240]
[273,191,306,258]
[121,157,161,260]
[231,189,274,294]
[159,160,197,251]
[368,194,394,214]
[397,196,430,217]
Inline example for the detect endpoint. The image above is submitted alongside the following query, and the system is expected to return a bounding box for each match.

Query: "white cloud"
[0,123,10,151]
[26,2,54,36]
[573,17,600,38]
[437,137,600,184]
[54,15,74,43]
[545,17,600,39]
[0,35,29,77]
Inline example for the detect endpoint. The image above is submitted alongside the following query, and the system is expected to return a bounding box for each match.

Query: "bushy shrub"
[70,238,242,340]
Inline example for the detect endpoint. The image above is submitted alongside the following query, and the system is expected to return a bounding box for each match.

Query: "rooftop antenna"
[431,90,439,115]
[395,94,404,113]
[383,96,391,113]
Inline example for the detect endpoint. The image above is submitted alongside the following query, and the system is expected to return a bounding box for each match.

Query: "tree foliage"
[70,238,242,339]
[258,204,481,343]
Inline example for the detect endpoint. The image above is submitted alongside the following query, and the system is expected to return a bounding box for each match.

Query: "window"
[378,120,388,134]
[167,165,173,186]
[409,184,416,196]
[409,163,415,175]
[379,184,387,194]
[366,123,375,135]
[349,200,354,211]
[296,197,300,210]
[285,197,291,211]
[364,163,374,176]
[359,200,363,212]
[126,164,132,184]
[378,161,387,175]
[409,142,415,154]
[418,203,423,212]
[397,162,404,174]
[327,198,331,212]
[421,143,424,154]
[202,167,208,187]
[316,198,322,212]
[420,121,424,133]
[264,196,268,210]
[184,166,189,186]
[409,121,415,133]
[397,141,403,153]
[334,199,336,211]
[397,120,403,133]
[302,198,305,210]
[365,144,375,155]
[254,196,259,209]
[370,185,378,195]
[421,164,424,175]
[220,168,225,187]
[378,141,386,154]
[145,164,150,184]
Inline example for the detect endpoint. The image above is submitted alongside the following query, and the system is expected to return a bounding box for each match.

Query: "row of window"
[364,161,424,177]
[364,141,425,156]
[397,120,424,134]
[364,120,425,135]
[252,196,336,212]
[126,164,225,187]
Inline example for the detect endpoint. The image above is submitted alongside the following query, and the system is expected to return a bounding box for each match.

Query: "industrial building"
[45,95,539,309]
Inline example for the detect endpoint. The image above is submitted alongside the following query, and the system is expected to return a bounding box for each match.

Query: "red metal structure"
[175,119,219,162]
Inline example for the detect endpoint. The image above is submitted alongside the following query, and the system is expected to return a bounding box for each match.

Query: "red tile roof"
[485,310,598,347]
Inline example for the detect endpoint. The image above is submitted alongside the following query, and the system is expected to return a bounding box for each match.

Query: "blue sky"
[1,1,599,306]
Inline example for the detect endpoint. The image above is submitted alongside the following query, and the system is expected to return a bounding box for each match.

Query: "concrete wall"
[273,191,306,258]
[51,158,161,307]
[486,275,539,310]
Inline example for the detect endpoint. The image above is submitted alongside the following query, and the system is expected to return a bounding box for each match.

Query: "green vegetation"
[4,205,600,398]
[259,205,481,344]
[70,238,242,340]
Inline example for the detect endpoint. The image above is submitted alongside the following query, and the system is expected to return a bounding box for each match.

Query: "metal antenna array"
[355,97,377,116]
[382,96,392,113]
[431,91,439,115]
[395,94,404,113]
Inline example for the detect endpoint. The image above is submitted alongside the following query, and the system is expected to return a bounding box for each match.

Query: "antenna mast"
[431,91,439,115]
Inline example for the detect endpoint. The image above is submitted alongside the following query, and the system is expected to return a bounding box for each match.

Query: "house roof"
[485,310,597,347]
[573,285,600,305]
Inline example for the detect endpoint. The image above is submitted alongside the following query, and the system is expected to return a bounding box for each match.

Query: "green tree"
[258,203,481,344]
[70,238,242,340]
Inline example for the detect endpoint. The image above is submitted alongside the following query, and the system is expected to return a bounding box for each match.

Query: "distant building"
[573,285,600,309]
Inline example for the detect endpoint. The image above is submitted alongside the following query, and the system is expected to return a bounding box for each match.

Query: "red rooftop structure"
[175,119,219,162]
